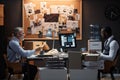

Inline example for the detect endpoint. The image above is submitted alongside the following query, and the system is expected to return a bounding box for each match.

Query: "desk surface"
[27,52,68,59]
[27,52,104,70]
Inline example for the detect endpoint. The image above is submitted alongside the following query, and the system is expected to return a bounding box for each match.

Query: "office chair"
[3,54,23,80]
[98,53,119,80]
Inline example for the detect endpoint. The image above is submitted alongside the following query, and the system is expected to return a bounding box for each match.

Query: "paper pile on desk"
[44,49,59,56]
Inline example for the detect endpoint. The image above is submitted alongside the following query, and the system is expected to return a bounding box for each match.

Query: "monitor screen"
[59,33,76,48]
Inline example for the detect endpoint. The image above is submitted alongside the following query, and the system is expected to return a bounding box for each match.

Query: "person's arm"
[10,41,41,57]
[100,40,119,61]
[34,42,48,55]
[34,47,42,55]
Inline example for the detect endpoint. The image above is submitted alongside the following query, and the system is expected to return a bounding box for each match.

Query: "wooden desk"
[26,54,68,80]
[27,53,102,80]
[27,54,68,68]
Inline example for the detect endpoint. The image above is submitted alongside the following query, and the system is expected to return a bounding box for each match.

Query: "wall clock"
[105,4,120,21]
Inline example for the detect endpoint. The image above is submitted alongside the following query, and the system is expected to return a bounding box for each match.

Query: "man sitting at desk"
[98,26,119,61]
[97,26,119,80]
[7,27,41,80]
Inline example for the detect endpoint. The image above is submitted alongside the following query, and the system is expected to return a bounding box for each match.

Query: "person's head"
[13,27,24,40]
[101,26,112,40]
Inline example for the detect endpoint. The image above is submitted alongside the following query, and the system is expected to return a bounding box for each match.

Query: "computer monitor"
[59,32,76,48]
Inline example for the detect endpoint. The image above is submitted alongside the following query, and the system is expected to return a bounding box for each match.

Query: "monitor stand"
[59,48,68,57]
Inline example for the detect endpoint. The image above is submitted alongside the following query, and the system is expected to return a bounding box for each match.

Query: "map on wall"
[23,0,82,40]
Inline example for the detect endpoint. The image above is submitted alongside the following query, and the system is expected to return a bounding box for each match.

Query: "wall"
[1,0,120,63]
[2,0,120,51]
[82,0,120,45]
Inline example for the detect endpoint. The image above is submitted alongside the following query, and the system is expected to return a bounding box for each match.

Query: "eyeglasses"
[19,31,25,36]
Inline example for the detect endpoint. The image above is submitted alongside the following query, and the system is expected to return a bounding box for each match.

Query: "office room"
[0,0,120,80]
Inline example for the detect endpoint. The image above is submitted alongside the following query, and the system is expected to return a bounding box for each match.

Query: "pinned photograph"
[66,20,78,29]
[24,2,35,17]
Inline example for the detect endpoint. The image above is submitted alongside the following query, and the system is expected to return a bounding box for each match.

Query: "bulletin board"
[23,0,82,40]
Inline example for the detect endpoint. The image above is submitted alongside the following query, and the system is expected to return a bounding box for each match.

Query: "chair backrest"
[103,50,120,73]
[3,54,22,74]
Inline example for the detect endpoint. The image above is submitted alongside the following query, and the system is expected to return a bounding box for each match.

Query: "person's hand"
[96,51,102,54]
[34,42,47,55]
[41,41,46,48]
[35,47,41,55]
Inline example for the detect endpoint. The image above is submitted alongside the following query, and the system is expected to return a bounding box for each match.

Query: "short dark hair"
[102,26,112,35]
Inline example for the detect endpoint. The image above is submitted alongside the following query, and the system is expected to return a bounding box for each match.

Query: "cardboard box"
[88,40,102,53]
[84,54,99,61]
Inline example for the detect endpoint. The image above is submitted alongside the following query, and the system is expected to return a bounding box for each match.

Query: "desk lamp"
[43,41,50,51]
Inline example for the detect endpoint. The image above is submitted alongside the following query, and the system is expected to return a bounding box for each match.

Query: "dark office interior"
[0,0,120,80]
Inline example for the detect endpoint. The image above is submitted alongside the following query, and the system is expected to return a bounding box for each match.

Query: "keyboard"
[36,55,53,57]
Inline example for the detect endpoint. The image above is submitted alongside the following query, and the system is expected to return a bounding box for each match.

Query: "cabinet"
[69,69,98,80]
[0,4,4,25]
